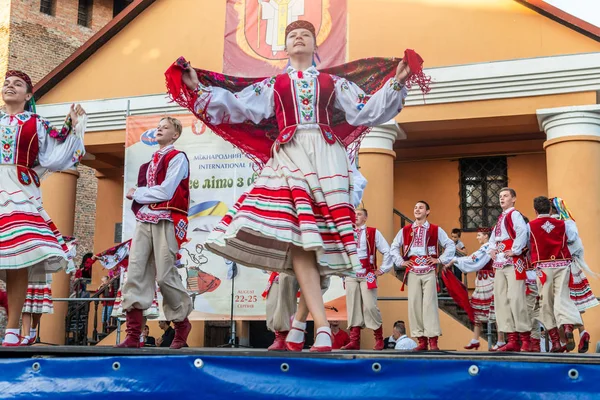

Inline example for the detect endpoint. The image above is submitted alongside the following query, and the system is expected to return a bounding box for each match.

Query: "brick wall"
[0,1,11,83]
[74,165,98,264]
[7,0,113,84]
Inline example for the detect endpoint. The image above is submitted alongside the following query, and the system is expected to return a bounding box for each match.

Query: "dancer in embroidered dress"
[389,201,455,351]
[487,188,531,352]
[444,227,506,350]
[529,196,583,352]
[117,117,193,349]
[169,20,418,352]
[0,71,86,347]
[550,197,597,353]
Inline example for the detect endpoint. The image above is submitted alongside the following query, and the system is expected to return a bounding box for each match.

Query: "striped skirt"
[22,266,53,314]
[206,129,361,277]
[471,271,495,323]
[0,166,72,273]
[570,260,598,312]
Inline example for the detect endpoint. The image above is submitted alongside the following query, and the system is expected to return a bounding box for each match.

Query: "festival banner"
[223,0,347,77]
[124,115,347,321]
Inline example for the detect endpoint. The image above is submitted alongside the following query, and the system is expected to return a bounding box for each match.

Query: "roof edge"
[515,0,600,42]
[34,0,157,101]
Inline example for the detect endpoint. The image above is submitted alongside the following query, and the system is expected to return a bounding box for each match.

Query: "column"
[39,169,79,345]
[357,120,404,348]
[539,104,600,350]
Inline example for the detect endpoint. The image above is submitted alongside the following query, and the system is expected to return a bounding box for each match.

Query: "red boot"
[415,337,428,351]
[563,324,575,352]
[579,331,590,353]
[497,332,520,352]
[373,326,384,351]
[428,337,440,351]
[530,337,541,352]
[519,332,532,352]
[115,308,143,348]
[285,327,306,352]
[268,331,288,351]
[548,327,565,353]
[341,327,361,350]
[170,318,192,349]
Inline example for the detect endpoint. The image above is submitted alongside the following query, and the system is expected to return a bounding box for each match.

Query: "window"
[459,156,508,231]
[40,0,55,15]
[78,0,93,27]
[113,0,134,17]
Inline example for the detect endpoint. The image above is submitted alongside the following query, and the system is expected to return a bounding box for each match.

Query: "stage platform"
[1,347,599,399]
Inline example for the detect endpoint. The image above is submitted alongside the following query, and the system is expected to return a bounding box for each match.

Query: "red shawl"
[165,50,429,168]
[441,269,475,323]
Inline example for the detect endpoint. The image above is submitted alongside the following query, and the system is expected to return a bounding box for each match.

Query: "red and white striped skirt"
[471,270,495,323]
[22,266,53,314]
[570,260,598,312]
[206,130,361,277]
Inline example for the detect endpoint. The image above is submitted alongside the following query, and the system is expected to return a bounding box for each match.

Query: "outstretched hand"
[181,61,200,91]
[395,60,412,84]
[69,104,86,127]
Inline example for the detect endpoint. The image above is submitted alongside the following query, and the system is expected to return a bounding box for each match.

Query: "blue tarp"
[0,353,598,399]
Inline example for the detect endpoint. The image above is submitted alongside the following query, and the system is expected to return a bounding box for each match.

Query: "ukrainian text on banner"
[223,0,347,77]
[124,114,348,321]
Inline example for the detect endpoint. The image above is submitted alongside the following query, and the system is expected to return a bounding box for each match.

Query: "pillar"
[39,169,79,345]
[357,120,404,348]
[539,105,600,351]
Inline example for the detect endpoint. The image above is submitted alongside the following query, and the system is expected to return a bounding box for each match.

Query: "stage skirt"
[206,129,361,277]
[471,270,495,323]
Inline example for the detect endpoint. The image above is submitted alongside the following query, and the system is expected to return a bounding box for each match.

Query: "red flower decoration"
[302,98,310,105]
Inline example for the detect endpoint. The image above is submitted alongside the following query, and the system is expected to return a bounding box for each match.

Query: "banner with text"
[124,115,347,320]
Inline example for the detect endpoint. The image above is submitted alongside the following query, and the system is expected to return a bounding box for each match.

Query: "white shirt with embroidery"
[133,145,189,224]
[193,66,408,128]
[488,207,529,258]
[530,214,580,269]
[355,225,394,274]
[394,335,418,351]
[452,242,492,274]
[350,160,367,208]
[389,221,456,272]
[0,111,86,175]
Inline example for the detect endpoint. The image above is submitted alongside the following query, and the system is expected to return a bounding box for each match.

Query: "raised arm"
[181,63,275,125]
[36,105,86,173]
[452,244,492,273]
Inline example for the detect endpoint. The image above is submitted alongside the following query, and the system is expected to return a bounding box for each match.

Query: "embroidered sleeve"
[511,212,529,255]
[193,76,276,125]
[455,244,492,273]
[36,114,86,172]
[438,228,456,265]
[332,75,409,127]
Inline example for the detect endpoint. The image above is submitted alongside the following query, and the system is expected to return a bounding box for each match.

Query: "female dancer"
[0,70,86,346]
[445,228,506,350]
[168,21,419,351]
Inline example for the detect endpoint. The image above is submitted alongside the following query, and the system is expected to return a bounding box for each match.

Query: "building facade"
[33,0,600,348]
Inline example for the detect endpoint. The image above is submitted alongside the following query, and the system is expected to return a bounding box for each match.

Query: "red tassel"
[403,49,431,95]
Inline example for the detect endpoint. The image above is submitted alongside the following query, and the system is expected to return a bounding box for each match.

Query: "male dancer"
[529,196,583,352]
[342,208,394,350]
[390,201,455,351]
[118,117,193,349]
[488,188,530,352]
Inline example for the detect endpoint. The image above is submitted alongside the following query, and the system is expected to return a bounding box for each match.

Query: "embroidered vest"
[363,226,378,270]
[131,149,190,216]
[1,115,41,187]
[400,223,439,260]
[273,72,337,146]
[529,217,572,264]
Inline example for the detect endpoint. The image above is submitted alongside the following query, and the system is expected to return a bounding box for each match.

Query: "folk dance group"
[1,20,594,353]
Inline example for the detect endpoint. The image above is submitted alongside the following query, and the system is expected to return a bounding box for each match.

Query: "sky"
[544,0,600,28]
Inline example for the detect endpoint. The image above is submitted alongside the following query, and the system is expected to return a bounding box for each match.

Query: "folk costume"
[529,214,583,352]
[488,207,531,352]
[342,224,393,350]
[389,221,455,351]
[0,70,86,347]
[164,23,427,283]
[118,144,193,349]
[452,238,494,325]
